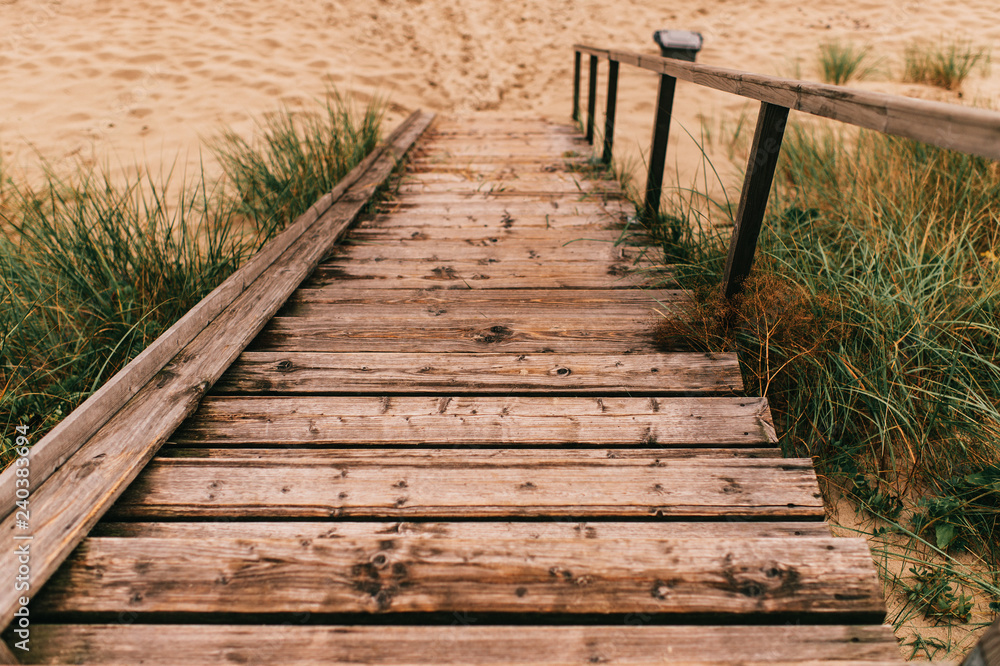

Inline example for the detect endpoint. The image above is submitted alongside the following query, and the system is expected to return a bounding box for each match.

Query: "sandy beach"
[3,0,999,188]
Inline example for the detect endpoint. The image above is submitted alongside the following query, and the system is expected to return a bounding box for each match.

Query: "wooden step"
[283,287,687,307]
[213,351,742,395]
[253,315,668,353]
[332,239,636,263]
[301,261,661,290]
[347,225,629,241]
[36,536,881,617]
[111,451,818,520]
[389,192,620,205]
[18,624,904,664]
[377,199,625,213]
[171,396,776,447]
[397,180,619,194]
[272,299,677,321]
[91,520,832,539]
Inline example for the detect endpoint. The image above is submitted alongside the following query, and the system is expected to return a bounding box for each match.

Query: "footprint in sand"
[111,69,146,81]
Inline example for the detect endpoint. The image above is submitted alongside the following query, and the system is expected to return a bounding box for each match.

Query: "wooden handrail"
[576,45,1000,161]
[573,44,1000,296]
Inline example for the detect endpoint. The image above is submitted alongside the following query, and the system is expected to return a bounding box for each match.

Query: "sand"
[3,0,1000,189]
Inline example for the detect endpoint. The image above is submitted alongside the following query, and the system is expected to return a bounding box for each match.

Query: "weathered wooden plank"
[374,201,625,217]
[111,456,817,519]
[36,536,882,617]
[303,262,660,290]
[429,126,581,137]
[19,624,903,664]
[408,156,591,168]
[0,639,16,665]
[331,240,639,264]
[213,351,742,395]
[430,124,579,133]
[356,212,623,229]
[171,396,777,447]
[0,112,430,523]
[0,112,437,632]
[403,167,613,182]
[419,145,595,157]
[283,287,688,307]
[154,447,783,460]
[274,299,677,320]
[347,225,621,241]
[92,520,831,539]
[252,316,668,353]
[388,191,620,204]
[420,140,590,152]
[395,179,613,192]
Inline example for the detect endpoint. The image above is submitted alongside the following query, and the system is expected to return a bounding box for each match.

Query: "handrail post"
[602,59,619,165]
[586,54,599,144]
[722,101,789,298]
[644,73,677,219]
[572,50,581,122]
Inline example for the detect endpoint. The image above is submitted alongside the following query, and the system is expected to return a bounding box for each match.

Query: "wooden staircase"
[18,117,904,664]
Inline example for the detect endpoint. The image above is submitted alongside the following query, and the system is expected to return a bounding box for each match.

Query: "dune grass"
[0,92,383,469]
[817,41,875,85]
[904,37,989,90]
[211,90,382,243]
[628,122,1000,656]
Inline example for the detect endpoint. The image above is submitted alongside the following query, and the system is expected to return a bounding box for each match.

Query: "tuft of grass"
[211,90,382,244]
[817,41,874,85]
[0,92,383,469]
[904,37,988,90]
[902,566,975,624]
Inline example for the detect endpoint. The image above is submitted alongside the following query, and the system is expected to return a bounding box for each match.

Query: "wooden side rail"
[573,44,1000,297]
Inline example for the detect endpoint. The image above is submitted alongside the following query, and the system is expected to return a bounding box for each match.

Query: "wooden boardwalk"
[16,116,904,664]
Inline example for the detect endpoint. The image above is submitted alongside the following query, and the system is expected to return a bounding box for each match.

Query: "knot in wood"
[369,552,391,570]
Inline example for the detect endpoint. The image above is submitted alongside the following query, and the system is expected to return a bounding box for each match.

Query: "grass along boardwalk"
[3,116,905,664]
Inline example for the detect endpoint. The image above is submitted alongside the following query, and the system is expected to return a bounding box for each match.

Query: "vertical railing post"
[586,54,598,144]
[722,101,790,298]
[572,50,581,122]
[602,59,619,165]
[643,73,677,219]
